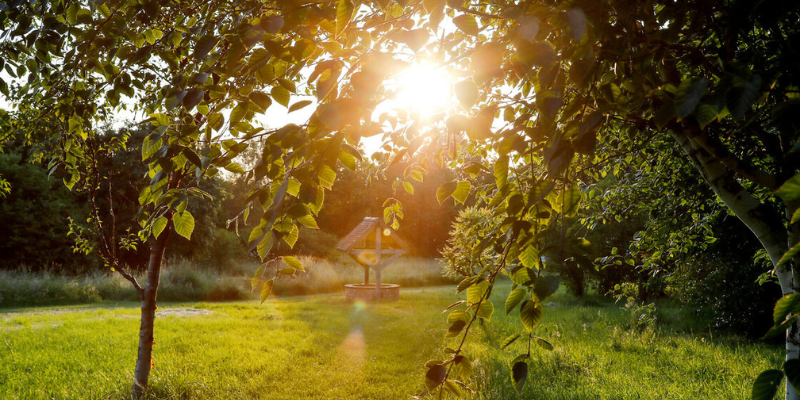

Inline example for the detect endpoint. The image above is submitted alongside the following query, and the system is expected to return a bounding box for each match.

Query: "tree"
[1,0,390,396]
[4,0,800,399]
[0,150,91,270]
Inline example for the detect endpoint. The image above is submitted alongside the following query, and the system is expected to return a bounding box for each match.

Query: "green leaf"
[500,334,521,349]
[473,301,494,321]
[224,163,245,174]
[425,363,447,390]
[566,8,586,41]
[792,208,800,224]
[456,276,476,293]
[728,75,762,120]
[695,99,723,129]
[494,156,508,188]
[152,216,168,238]
[271,86,291,107]
[557,187,582,217]
[183,89,204,111]
[511,361,528,392]
[208,113,224,131]
[319,164,336,189]
[505,288,526,315]
[173,211,195,240]
[289,100,313,113]
[773,294,800,324]
[653,98,675,130]
[674,78,708,120]
[454,80,479,109]
[785,359,800,393]
[444,380,462,397]
[751,369,783,400]
[445,320,466,338]
[452,355,473,379]
[283,256,303,272]
[260,279,274,304]
[777,241,800,267]
[336,0,355,36]
[535,337,554,351]
[776,174,800,202]
[511,267,532,286]
[260,15,284,34]
[466,279,490,304]
[518,246,539,270]
[257,231,275,260]
[249,92,272,113]
[423,0,445,32]
[283,224,299,248]
[389,29,429,52]
[165,90,187,111]
[519,300,543,331]
[66,4,79,25]
[453,15,479,36]
[230,102,248,125]
[297,214,319,229]
[193,35,218,60]
[534,275,560,301]
[764,316,797,339]
[436,180,458,204]
[452,181,471,205]
[447,310,469,323]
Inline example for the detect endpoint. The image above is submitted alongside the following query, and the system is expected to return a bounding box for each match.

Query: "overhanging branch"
[682,122,778,190]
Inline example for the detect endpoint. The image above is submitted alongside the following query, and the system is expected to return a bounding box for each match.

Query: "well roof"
[336,217,409,252]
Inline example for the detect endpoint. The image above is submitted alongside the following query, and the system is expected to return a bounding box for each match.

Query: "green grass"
[0,285,785,399]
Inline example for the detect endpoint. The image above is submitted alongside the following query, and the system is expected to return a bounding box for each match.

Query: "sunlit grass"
[0,285,784,399]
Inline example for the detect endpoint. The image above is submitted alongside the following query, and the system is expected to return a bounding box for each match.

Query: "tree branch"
[682,122,778,190]
[115,265,144,298]
[671,126,791,293]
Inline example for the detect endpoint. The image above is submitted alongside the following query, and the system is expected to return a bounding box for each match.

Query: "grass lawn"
[0,285,785,399]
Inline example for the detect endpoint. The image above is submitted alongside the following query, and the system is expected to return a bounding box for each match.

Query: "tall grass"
[0,256,454,308]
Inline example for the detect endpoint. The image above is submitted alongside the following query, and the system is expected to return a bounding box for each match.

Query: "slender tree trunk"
[132,229,170,399]
[671,128,800,399]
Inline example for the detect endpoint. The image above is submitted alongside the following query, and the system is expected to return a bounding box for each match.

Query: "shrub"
[440,207,501,279]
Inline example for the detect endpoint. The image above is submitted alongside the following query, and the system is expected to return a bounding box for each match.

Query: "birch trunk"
[132,229,170,399]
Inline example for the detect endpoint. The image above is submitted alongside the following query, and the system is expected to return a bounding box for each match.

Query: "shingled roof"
[336,217,381,251]
[336,217,410,252]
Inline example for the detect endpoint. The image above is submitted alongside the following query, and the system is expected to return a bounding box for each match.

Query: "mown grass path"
[0,286,785,399]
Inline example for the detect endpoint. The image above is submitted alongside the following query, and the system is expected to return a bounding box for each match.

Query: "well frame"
[336,217,409,301]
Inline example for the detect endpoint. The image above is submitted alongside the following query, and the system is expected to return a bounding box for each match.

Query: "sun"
[392,62,453,114]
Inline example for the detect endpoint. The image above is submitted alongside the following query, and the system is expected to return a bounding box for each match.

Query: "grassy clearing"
[0,256,454,307]
[0,285,784,399]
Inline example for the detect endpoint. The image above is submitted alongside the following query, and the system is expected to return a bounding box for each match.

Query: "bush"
[666,217,780,338]
[0,270,103,307]
[440,207,501,279]
[0,256,454,307]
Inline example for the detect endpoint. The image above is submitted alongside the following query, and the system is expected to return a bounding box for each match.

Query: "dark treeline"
[0,126,459,273]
